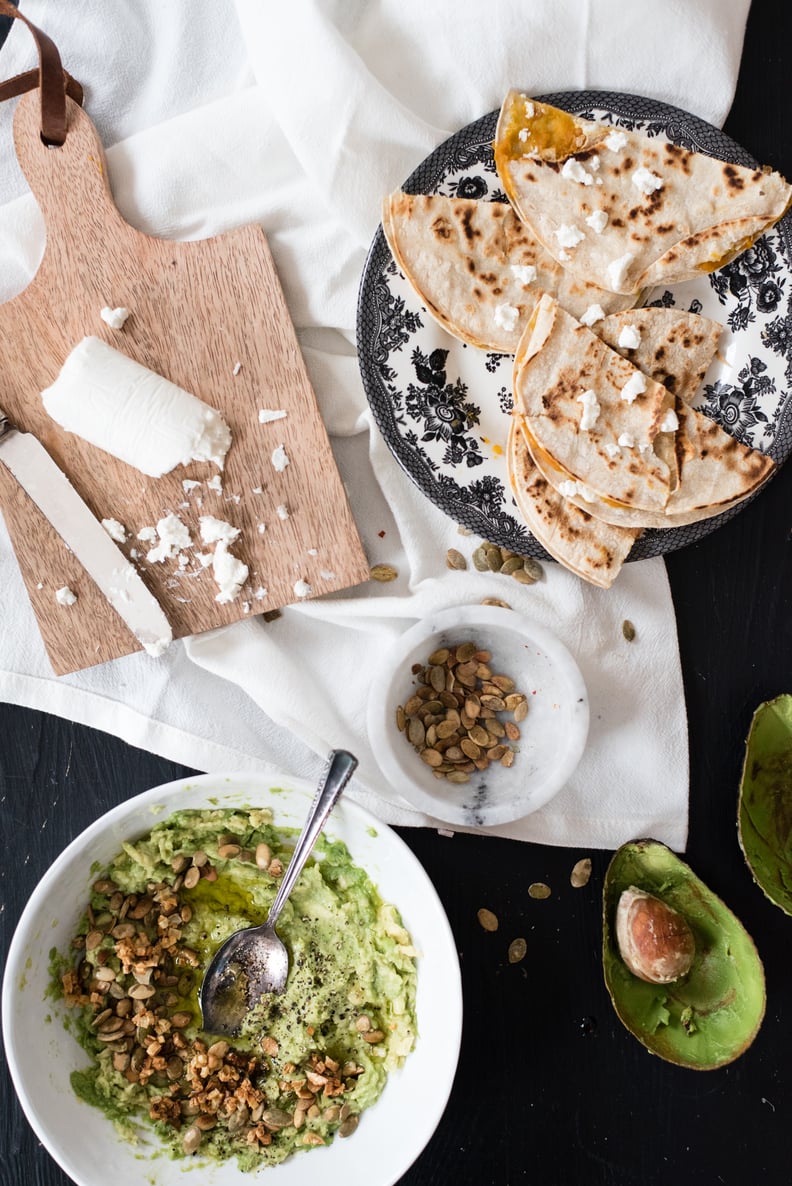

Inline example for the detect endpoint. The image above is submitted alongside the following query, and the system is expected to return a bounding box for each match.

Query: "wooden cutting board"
[0,93,370,675]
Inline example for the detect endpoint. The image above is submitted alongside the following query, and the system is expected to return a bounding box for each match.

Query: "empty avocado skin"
[738,694,792,915]
[603,839,765,1069]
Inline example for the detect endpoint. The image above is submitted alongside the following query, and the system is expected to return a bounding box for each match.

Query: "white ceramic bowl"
[367,605,589,827]
[2,772,462,1186]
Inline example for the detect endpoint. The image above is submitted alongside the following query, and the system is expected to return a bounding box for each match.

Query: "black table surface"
[2,4,792,1185]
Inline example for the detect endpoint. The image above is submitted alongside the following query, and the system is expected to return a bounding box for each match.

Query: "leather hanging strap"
[0,0,83,145]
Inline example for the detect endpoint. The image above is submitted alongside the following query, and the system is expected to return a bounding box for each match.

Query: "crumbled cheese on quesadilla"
[607,252,635,290]
[604,442,622,459]
[604,130,628,151]
[617,324,642,350]
[620,373,647,404]
[494,303,520,331]
[618,432,636,448]
[523,99,535,117]
[659,408,680,433]
[510,264,537,284]
[632,165,664,195]
[577,389,601,431]
[556,224,585,249]
[586,210,609,233]
[561,158,593,186]
[580,304,606,326]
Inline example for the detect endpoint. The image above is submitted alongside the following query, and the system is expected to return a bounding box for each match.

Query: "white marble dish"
[367,605,589,827]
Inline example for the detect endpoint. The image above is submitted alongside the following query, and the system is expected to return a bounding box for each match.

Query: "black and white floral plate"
[356,91,792,560]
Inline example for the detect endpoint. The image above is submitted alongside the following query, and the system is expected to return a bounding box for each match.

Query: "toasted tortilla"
[593,307,722,403]
[513,295,676,512]
[508,419,640,588]
[381,192,634,351]
[494,93,792,294]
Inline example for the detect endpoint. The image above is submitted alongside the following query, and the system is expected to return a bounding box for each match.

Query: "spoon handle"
[265,749,358,928]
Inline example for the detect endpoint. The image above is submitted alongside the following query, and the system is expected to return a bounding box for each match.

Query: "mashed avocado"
[56,807,417,1171]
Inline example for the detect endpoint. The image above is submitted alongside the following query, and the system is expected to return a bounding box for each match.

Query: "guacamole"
[56,807,417,1171]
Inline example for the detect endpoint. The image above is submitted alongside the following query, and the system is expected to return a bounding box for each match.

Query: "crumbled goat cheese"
[494,303,520,332]
[620,372,647,404]
[605,130,628,151]
[558,249,570,261]
[252,486,263,495]
[659,408,680,433]
[604,442,622,458]
[293,579,313,598]
[199,515,240,545]
[196,552,213,568]
[617,325,642,350]
[589,156,601,172]
[561,158,593,185]
[182,479,201,493]
[577,389,601,431]
[55,586,77,606]
[137,526,157,542]
[320,569,337,581]
[276,504,290,520]
[607,252,635,291]
[257,523,266,534]
[510,264,537,285]
[518,128,529,142]
[523,99,535,117]
[555,224,585,249]
[253,586,268,600]
[632,165,664,195]
[146,513,192,563]
[585,210,609,234]
[100,306,130,330]
[558,480,580,498]
[101,517,126,543]
[259,408,288,424]
[580,304,606,327]
[271,445,290,472]
[212,539,248,604]
[207,475,223,494]
[233,361,242,376]
[618,432,636,448]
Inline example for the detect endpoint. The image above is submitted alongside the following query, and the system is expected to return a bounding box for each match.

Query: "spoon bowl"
[199,748,358,1035]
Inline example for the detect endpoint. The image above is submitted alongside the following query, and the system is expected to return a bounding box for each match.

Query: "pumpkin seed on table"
[622,619,636,642]
[446,548,467,570]
[508,937,527,964]
[370,564,398,582]
[528,882,552,900]
[477,908,499,932]
[570,858,592,888]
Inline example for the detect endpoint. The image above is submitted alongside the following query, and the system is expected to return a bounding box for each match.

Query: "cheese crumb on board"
[101,517,126,543]
[258,409,287,424]
[276,504,290,520]
[271,445,290,472]
[146,513,192,563]
[212,539,248,603]
[55,586,77,606]
[293,579,313,598]
[100,306,130,330]
[199,515,240,545]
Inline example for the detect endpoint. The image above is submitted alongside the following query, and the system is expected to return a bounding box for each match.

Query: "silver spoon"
[199,748,358,1036]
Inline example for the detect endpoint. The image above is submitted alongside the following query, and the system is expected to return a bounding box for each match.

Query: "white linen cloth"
[0,0,751,849]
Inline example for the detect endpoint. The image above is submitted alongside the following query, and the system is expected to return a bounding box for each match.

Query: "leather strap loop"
[0,1,83,145]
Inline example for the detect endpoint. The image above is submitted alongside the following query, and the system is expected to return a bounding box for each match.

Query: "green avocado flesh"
[603,840,765,1069]
[51,807,417,1172]
[738,694,792,914]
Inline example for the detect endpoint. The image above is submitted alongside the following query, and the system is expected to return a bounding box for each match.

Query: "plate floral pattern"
[356,91,792,561]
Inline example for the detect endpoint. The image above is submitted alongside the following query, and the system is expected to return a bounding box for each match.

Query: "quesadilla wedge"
[523,409,773,530]
[494,93,792,294]
[593,307,722,403]
[513,295,677,512]
[382,192,634,352]
[508,418,641,588]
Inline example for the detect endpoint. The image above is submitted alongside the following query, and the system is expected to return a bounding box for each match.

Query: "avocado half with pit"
[603,839,765,1069]
[738,694,792,914]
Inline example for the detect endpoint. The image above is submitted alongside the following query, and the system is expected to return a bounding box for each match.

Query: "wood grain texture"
[0,93,369,675]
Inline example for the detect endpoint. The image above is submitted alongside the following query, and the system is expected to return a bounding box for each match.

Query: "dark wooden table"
[2,3,792,1183]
